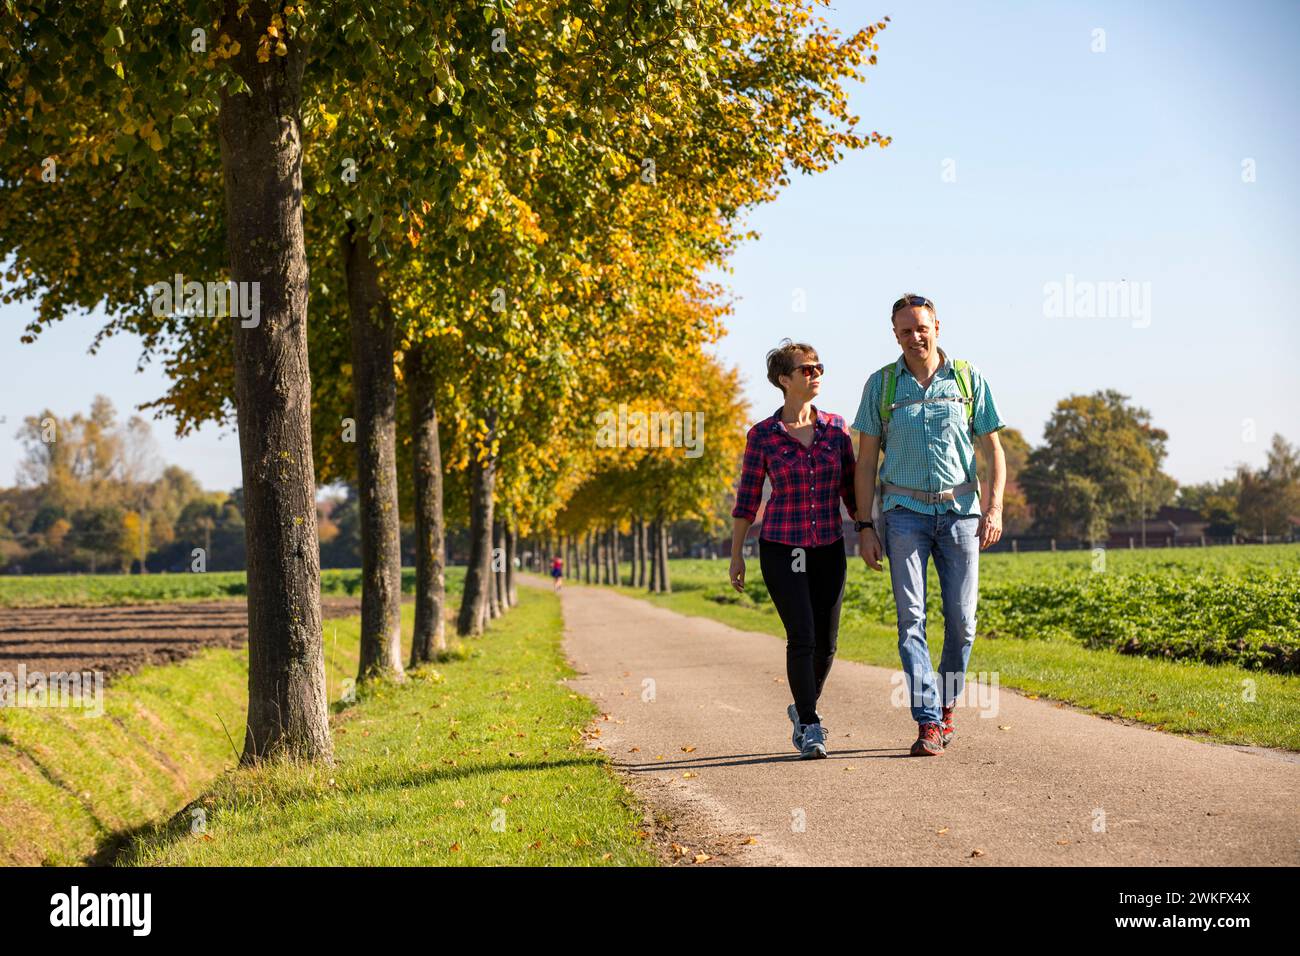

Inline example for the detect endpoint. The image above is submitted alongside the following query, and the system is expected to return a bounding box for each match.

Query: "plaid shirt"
[731,406,857,547]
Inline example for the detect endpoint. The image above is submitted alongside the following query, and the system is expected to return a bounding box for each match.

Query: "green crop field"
[693,543,1300,674]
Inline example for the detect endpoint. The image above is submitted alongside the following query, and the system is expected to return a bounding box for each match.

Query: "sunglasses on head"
[891,294,935,316]
[792,363,824,378]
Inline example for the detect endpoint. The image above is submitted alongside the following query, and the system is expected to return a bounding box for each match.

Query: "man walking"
[852,294,1006,756]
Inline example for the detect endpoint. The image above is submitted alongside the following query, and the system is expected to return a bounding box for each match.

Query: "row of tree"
[1,2,889,763]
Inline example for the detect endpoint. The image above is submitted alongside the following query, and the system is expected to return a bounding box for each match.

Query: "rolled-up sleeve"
[838,424,857,516]
[731,425,766,521]
[971,365,1006,436]
[851,372,882,437]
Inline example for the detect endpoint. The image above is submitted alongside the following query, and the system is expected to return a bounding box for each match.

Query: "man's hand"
[859,527,883,571]
[729,554,746,592]
[978,505,1003,550]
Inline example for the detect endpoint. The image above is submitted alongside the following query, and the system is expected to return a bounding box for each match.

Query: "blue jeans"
[883,507,980,725]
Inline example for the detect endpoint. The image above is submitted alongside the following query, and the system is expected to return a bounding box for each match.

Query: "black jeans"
[759,537,847,725]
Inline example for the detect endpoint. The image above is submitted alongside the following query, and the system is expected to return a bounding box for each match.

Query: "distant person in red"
[551,555,564,591]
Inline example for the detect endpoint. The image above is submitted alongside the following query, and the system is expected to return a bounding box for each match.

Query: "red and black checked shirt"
[731,406,858,548]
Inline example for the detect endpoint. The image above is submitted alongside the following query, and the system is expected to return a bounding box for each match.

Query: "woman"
[729,339,857,759]
[550,554,564,592]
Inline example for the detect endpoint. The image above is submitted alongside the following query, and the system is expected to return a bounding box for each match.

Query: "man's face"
[892,307,939,363]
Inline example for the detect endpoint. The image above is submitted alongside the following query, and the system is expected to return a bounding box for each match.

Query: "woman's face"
[780,349,823,402]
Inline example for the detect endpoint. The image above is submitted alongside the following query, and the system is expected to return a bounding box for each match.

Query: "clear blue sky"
[3,0,1298,491]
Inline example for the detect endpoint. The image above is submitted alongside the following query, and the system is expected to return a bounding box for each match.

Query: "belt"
[881,480,979,506]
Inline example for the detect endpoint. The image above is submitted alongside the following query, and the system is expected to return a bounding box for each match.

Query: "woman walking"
[729,339,857,759]
[550,554,564,592]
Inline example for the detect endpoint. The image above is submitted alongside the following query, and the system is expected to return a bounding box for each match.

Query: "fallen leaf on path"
[682,772,698,779]
[629,746,640,752]
[693,853,712,864]
[997,725,1012,731]
[681,745,696,752]
[742,837,758,845]
[1056,839,1070,845]
[970,849,985,858]
[937,827,949,835]
[670,842,688,857]
[1027,695,1039,700]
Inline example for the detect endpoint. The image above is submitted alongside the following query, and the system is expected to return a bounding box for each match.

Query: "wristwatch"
[853,519,874,531]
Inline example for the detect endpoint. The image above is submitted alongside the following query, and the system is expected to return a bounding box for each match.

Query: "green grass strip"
[118,587,654,867]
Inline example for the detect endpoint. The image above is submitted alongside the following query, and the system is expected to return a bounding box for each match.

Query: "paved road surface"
[529,575,1300,866]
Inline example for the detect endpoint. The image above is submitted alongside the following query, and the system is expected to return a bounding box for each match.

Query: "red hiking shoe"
[940,702,956,747]
[910,722,944,756]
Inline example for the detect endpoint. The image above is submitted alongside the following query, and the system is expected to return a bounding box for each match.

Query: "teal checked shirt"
[851,347,1005,516]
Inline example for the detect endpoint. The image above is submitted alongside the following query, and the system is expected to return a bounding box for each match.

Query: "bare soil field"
[0,598,362,681]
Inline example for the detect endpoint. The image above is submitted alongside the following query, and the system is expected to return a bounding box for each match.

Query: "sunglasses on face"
[891,294,935,316]
[793,363,824,378]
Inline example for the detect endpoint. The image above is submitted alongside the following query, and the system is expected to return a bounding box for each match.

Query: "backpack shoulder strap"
[877,363,898,448]
[952,359,974,426]
[878,363,898,423]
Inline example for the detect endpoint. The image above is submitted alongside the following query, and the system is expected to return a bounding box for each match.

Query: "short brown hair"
[766,338,819,394]
[890,292,936,323]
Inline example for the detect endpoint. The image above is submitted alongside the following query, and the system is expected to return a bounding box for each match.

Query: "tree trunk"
[505,524,518,606]
[647,520,659,592]
[456,424,496,636]
[344,225,404,683]
[584,532,593,584]
[637,517,647,587]
[608,525,619,586]
[219,8,331,763]
[407,344,446,665]
[489,519,503,619]
[658,518,672,592]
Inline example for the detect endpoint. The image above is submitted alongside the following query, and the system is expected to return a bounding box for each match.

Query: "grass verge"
[117,587,655,866]
[609,580,1300,752]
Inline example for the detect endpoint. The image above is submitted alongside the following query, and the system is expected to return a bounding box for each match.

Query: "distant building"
[1106,505,1209,548]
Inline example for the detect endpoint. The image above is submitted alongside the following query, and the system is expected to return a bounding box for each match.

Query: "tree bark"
[344,225,403,683]
[505,524,518,606]
[407,344,446,665]
[647,520,659,592]
[608,525,619,586]
[658,517,672,592]
[456,422,496,636]
[488,519,503,619]
[637,516,647,587]
[218,4,331,763]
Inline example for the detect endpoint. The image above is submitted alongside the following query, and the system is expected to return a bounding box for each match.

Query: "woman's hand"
[859,527,883,572]
[729,554,746,592]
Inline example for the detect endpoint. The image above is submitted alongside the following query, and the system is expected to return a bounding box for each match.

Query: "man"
[852,294,1006,756]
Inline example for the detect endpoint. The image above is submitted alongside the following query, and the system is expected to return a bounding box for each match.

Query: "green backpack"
[877,358,975,451]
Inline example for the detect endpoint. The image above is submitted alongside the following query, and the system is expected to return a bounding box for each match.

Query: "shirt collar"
[894,346,951,380]
[768,405,829,435]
